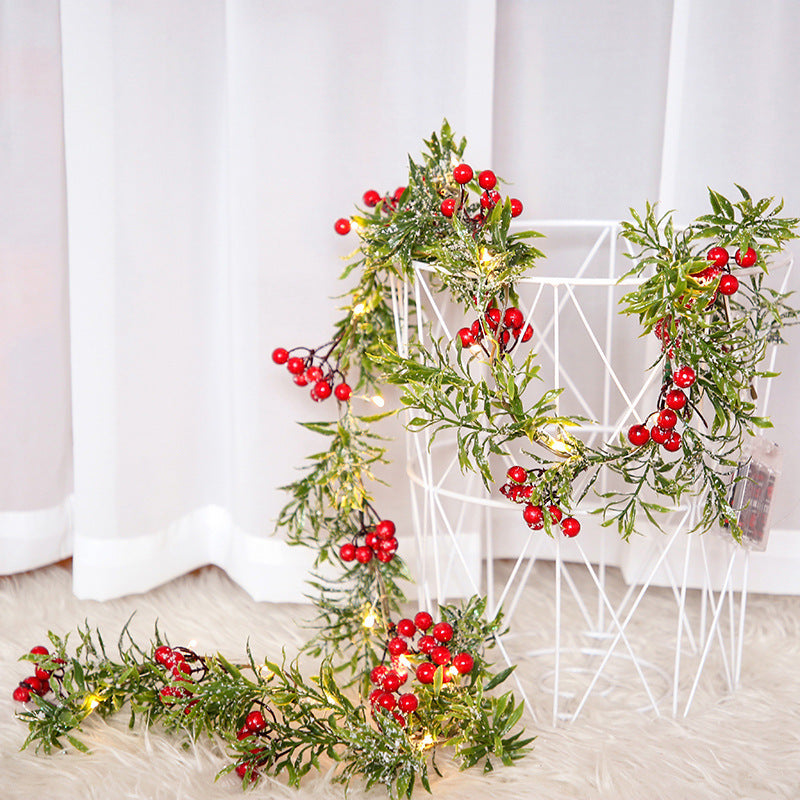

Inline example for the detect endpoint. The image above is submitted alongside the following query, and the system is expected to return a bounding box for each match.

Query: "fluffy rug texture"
[1,562,799,800]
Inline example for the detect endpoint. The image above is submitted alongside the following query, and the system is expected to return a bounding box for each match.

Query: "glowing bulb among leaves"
[83,694,103,712]
[363,610,377,629]
[371,395,385,408]
[353,302,367,316]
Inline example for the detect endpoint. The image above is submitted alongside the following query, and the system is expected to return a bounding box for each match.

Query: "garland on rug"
[12,122,798,796]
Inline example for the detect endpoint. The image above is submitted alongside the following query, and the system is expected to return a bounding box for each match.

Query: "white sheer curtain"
[2,0,800,599]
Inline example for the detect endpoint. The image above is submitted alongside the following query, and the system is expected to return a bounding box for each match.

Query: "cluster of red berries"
[12,646,64,703]
[339,518,399,565]
[334,187,407,235]
[154,645,206,704]
[627,366,697,453]
[272,344,351,404]
[696,244,755,300]
[368,612,475,728]
[457,303,533,358]
[500,466,581,537]
[655,246,753,359]
[233,708,273,782]
[441,165,523,227]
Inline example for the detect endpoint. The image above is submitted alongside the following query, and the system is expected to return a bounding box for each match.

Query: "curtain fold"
[0,0,73,571]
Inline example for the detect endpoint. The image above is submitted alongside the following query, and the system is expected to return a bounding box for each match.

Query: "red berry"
[286,357,304,375]
[719,274,739,296]
[414,611,433,631]
[650,426,670,445]
[548,505,563,524]
[365,532,378,548]
[375,520,396,539]
[388,637,408,656]
[418,635,437,654]
[172,660,192,677]
[523,504,544,529]
[397,618,416,638]
[416,662,436,684]
[377,692,396,711]
[30,646,49,656]
[431,646,452,666]
[392,711,407,727]
[504,307,524,329]
[665,389,687,411]
[369,688,383,705]
[735,247,757,267]
[691,265,721,286]
[313,380,331,400]
[397,692,418,712]
[664,431,682,452]
[245,711,266,733]
[478,170,497,190]
[377,536,398,553]
[453,652,475,674]
[304,365,321,382]
[370,665,389,685]
[235,764,249,778]
[628,424,650,446]
[521,324,534,342]
[432,622,453,643]
[507,465,527,484]
[480,190,501,210]
[293,373,308,387]
[13,686,30,703]
[154,646,174,666]
[355,546,373,564]
[707,246,729,267]
[470,319,483,338]
[160,685,185,701]
[561,517,581,537]
[334,383,352,401]
[35,665,51,680]
[440,197,457,217]
[673,366,696,388]
[271,347,289,364]
[382,672,401,692]
[453,164,473,184]
[393,186,406,202]
[457,327,475,347]
[236,725,251,740]
[485,308,501,329]
[363,190,380,207]
[340,543,356,562]
[509,198,523,217]
[334,218,351,235]
[657,409,677,429]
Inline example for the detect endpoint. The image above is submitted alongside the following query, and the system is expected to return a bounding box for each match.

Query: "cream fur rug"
[1,562,799,800]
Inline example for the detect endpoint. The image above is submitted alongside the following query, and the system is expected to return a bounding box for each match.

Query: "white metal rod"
[554,532,562,726]
[673,532,693,717]
[735,549,750,687]
[683,550,738,717]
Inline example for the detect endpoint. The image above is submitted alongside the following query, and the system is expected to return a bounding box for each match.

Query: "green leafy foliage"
[15,601,531,798]
[602,188,800,537]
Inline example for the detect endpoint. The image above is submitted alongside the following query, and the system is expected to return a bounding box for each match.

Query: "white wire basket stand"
[388,220,793,727]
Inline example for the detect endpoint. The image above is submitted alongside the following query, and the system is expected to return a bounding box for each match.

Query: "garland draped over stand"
[12,123,798,797]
